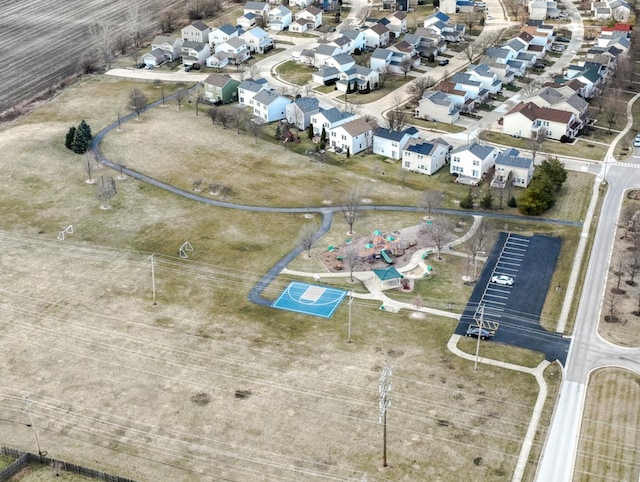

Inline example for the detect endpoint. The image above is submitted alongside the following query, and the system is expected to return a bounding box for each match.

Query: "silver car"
[491,275,514,286]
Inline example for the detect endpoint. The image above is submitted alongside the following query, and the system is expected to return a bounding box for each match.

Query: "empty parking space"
[455,232,570,364]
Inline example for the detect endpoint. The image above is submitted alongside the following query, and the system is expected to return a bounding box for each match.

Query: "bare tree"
[217,107,230,128]
[423,216,451,259]
[419,190,442,218]
[246,64,261,81]
[234,109,249,133]
[89,21,114,69]
[461,11,479,31]
[613,253,625,292]
[247,120,262,143]
[604,94,622,134]
[83,151,99,184]
[192,87,205,116]
[463,41,482,63]
[377,66,391,88]
[387,97,407,131]
[207,106,218,125]
[344,246,359,282]
[407,76,435,104]
[78,52,100,74]
[298,223,319,258]
[625,250,640,286]
[530,129,546,162]
[340,188,363,235]
[619,205,636,240]
[96,175,117,209]
[127,4,150,48]
[397,166,408,187]
[114,32,130,55]
[466,218,490,278]
[400,57,413,78]
[175,87,188,110]
[159,9,179,33]
[128,88,148,119]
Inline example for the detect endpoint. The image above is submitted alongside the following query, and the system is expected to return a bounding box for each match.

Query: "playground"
[318,223,432,273]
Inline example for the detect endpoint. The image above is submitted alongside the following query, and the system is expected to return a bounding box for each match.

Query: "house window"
[417,154,423,160]
[453,156,460,163]
[472,160,479,166]
[341,135,346,140]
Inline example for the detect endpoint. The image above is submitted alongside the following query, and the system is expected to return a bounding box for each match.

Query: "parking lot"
[455,232,570,364]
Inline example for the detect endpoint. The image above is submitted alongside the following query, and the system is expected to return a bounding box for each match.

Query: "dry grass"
[0,74,557,481]
[574,368,640,482]
[10,463,95,481]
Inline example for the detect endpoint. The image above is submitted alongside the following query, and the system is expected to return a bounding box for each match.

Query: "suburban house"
[450,143,498,183]
[483,47,517,66]
[243,1,269,23]
[290,0,314,7]
[437,81,474,112]
[237,78,269,108]
[214,37,251,64]
[312,65,341,85]
[466,64,503,93]
[413,27,446,57]
[290,18,311,33]
[313,44,342,66]
[181,41,211,66]
[294,6,322,29]
[402,137,451,175]
[364,23,391,49]
[144,36,183,66]
[329,117,374,155]
[182,21,212,44]
[252,90,291,122]
[423,11,450,28]
[450,73,489,102]
[385,11,408,37]
[527,86,590,129]
[237,12,260,29]
[336,64,380,92]
[341,29,367,53]
[203,73,241,104]
[372,126,419,160]
[370,48,394,72]
[267,5,292,31]
[528,0,549,20]
[209,24,242,47]
[415,90,460,124]
[310,107,356,135]
[241,27,274,53]
[492,148,535,188]
[564,65,604,98]
[327,36,354,55]
[482,60,515,84]
[387,41,420,74]
[205,51,230,68]
[323,53,356,72]
[502,102,580,140]
[285,97,320,129]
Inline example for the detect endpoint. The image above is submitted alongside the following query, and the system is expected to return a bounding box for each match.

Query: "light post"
[347,291,354,343]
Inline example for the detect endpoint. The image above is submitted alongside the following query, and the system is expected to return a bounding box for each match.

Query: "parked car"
[465,325,494,340]
[137,63,146,69]
[533,63,546,70]
[184,65,193,72]
[486,13,493,19]
[491,275,514,286]
[438,59,449,66]
[551,44,565,52]
[145,64,154,70]
[634,137,640,147]
[556,36,571,43]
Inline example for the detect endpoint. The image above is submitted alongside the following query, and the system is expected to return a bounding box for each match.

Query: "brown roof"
[370,23,390,35]
[506,102,573,123]
[391,40,413,53]
[389,11,407,20]
[204,73,233,87]
[518,31,534,43]
[522,26,548,37]
[305,5,321,14]
[438,81,466,97]
[528,44,544,52]
[339,117,373,136]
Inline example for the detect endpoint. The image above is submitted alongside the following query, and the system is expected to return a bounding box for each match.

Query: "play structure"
[358,230,407,264]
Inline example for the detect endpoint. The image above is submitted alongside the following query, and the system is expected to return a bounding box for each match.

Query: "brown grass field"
[0,75,569,481]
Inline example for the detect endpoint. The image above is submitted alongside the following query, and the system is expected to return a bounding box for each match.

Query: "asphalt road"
[455,232,570,363]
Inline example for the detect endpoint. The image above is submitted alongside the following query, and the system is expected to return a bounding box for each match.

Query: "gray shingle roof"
[451,142,495,160]
[253,89,288,106]
[318,107,354,123]
[292,97,320,113]
[245,1,268,9]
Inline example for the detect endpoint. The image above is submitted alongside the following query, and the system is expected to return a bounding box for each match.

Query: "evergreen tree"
[459,189,474,209]
[71,120,92,154]
[275,122,282,141]
[308,123,314,139]
[346,147,350,158]
[480,190,493,209]
[320,126,326,143]
[65,126,76,150]
[507,196,517,207]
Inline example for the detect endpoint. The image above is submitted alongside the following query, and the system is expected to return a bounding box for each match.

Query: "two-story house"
[402,138,451,175]
[182,21,212,44]
[144,35,184,67]
[466,64,502,94]
[241,27,274,53]
[203,73,241,104]
[285,97,320,129]
[341,29,367,53]
[364,23,391,49]
[370,48,394,72]
[215,37,251,64]
[527,87,590,130]
[415,90,460,124]
[336,65,380,92]
[450,73,489,103]
[329,117,374,155]
[502,102,579,140]
[385,11,407,38]
[293,5,322,30]
[492,148,535,188]
[310,107,356,136]
[209,24,242,47]
[450,142,498,183]
[252,90,291,122]
[267,5,292,31]
[372,126,419,160]
[181,41,211,66]
[237,78,269,108]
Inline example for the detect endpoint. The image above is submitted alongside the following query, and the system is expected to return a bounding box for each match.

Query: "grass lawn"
[8,463,97,481]
[335,77,407,105]
[275,60,313,85]
[575,368,640,482]
[479,131,608,161]
[411,117,467,133]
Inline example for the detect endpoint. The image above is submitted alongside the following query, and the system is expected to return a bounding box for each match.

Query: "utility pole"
[474,304,485,371]
[347,291,354,343]
[149,253,157,305]
[379,362,392,467]
[23,394,45,456]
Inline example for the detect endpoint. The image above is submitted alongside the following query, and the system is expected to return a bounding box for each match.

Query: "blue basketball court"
[272,282,348,318]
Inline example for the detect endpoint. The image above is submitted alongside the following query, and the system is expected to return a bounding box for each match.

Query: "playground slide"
[380,249,394,264]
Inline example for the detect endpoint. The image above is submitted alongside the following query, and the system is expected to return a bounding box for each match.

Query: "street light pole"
[347,291,354,343]
[379,362,392,467]
[474,304,485,371]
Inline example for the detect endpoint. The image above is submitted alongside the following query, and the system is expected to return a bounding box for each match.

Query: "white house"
[310,107,355,135]
[209,24,242,47]
[182,21,212,44]
[252,90,291,122]
[492,148,535,188]
[237,12,259,29]
[466,64,502,93]
[267,5,292,31]
[285,97,320,130]
[336,65,379,93]
[415,91,460,124]
[181,41,211,66]
[502,102,579,141]
[527,87,590,129]
[290,0,314,7]
[385,11,408,38]
[237,78,269,108]
[205,52,230,68]
[402,138,450,175]
[148,36,183,63]
[244,1,269,22]
[364,23,391,49]
[329,117,374,155]
[295,5,322,29]
[241,27,274,53]
[370,48,394,72]
[215,37,251,64]
[450,142,497,183]
[341,29,367,53]
[372,127,419,160]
